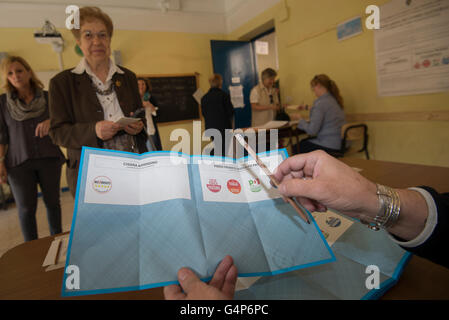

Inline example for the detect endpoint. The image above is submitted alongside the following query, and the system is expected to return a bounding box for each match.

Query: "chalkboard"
[139,74,200,123]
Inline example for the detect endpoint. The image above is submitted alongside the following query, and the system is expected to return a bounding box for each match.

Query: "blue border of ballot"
[61,147,336,297]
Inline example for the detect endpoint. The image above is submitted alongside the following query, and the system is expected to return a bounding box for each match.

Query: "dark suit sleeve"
[201,96,209,119]
[0,95,9,145]
[223,92,234,120]
[48,75,99,149]
[127,70,148,153]
[399,186,449,269]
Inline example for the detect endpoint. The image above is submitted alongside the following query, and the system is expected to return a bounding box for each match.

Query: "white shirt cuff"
[389,187,438,248]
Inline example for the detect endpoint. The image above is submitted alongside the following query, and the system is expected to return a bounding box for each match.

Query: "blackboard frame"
[137,73,202,125]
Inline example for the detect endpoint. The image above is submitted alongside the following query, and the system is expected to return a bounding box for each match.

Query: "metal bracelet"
[360,184,401,231]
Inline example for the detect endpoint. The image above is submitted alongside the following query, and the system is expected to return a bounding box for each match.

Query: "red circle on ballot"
[206,179,221,193]
[227,179,241,194]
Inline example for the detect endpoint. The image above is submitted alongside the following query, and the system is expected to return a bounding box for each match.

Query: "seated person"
[292,74,345,154]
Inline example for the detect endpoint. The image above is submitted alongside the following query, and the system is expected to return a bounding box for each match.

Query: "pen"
[234,134,310,224]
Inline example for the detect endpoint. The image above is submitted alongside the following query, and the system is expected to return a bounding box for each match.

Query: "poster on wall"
[337,16,363,41]
[374,0,449,97]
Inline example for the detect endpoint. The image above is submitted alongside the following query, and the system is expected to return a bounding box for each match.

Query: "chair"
[329,123,370,159]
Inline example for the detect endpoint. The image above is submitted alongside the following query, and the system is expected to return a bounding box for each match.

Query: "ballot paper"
[62,147,335,297]
[114,117,141,126]
[236,210,353,291]
[235,211,411,300]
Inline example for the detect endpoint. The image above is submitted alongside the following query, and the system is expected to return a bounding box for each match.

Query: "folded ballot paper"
[62,147,335,297]
[235,210,412,300]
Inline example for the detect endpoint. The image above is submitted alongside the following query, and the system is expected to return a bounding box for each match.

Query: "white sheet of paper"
[286,105,300,110]
[115,117,141,126]
[229,85,245,109]
[84,155,191,206]
[375,0,449,96]
[193,88,204,104]
[256,121,288,129]
[42,238,61,267]
[231,77,241,84]
[197,154,283,204]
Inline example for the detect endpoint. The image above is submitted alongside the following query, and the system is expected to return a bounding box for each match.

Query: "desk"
[1,159,448,300]
[236,121,305,156]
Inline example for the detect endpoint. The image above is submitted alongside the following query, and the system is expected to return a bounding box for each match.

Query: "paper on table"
[286,105,301,110]
[311,210,354,247]
[256,120,288,129]
[43,234,70,271]
[114,117,141,126]
[42,238,60,267]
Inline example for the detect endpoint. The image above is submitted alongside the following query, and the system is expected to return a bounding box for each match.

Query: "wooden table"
[1,158,448,299]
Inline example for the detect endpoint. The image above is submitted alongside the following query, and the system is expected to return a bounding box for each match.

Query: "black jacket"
[200,88,234,133]
[148,95,163,151]
[400,186,449,269]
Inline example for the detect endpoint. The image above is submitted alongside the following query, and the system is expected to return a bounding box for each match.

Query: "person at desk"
[48,6,147,197]
[250,68,280,127]
[137,77,162,151]
[201,74,234,156]
[291,74,345,154]
[0,56,66,242]
[165,151,448,299]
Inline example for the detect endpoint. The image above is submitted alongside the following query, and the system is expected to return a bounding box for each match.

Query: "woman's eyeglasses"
[81,31,109,41]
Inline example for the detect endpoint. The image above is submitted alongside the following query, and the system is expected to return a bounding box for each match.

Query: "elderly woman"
[137,77,162,151]
[0,56,65,241]
[49,6,147,197]
[250,68,280,127]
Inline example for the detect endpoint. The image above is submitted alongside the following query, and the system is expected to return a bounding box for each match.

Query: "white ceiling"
[0,0,281,33]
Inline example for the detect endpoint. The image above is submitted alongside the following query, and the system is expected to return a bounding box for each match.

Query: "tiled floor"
[0,191,74,258]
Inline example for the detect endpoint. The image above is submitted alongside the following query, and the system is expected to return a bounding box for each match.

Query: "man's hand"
[164,255,238,300]
[35,119,51,138]
[95,121,122,140]
[274,150,379,219]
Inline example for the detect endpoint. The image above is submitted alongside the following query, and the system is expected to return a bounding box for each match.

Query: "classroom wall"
[227,0,449,168]
[0,28,225,188]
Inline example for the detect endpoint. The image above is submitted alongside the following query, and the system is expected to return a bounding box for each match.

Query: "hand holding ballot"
[164,255,238,300]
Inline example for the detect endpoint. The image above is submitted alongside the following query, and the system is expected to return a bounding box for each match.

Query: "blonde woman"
[0,56,65,241]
